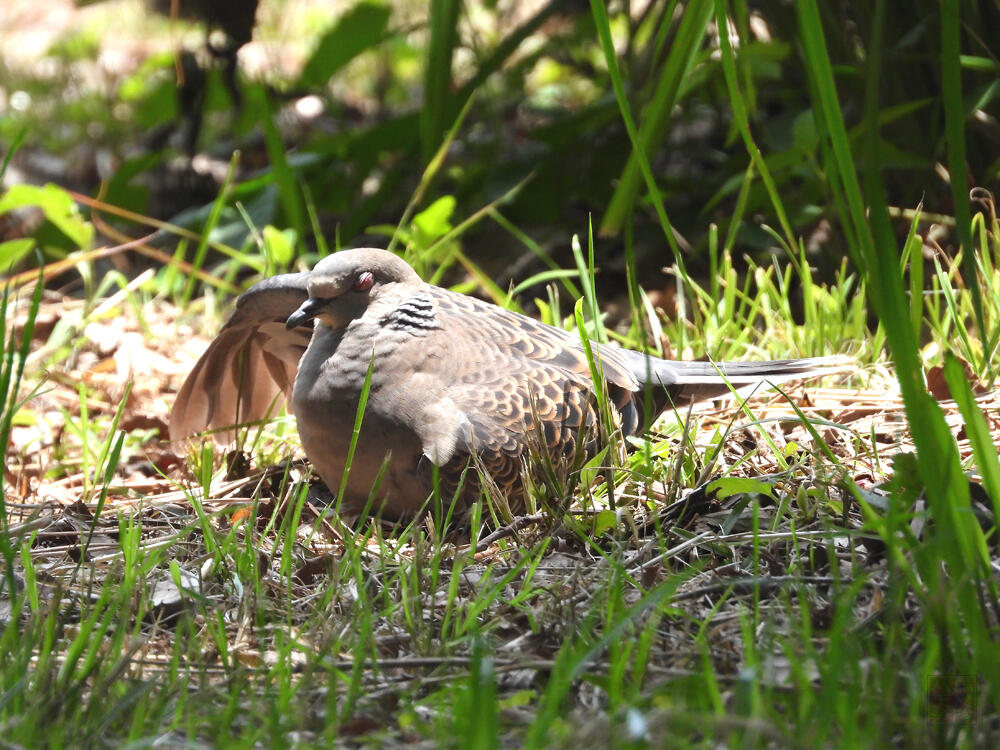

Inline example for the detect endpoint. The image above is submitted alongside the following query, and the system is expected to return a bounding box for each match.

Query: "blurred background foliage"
[1,0,998,294]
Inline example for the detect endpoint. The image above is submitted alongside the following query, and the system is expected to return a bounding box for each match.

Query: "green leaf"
[592,509,618,536]
[707,477,774,500]
[791,109,819,152]
[533,297,553,326]
[413,195,456,245]
[579,446,609,489]
[782,441,802,458]
[298,2,391,88]
[0,238,35,268]
[262,225,296,269]
[0,184,94,249]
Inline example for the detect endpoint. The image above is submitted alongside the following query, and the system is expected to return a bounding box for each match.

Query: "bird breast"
[291,298,450,447]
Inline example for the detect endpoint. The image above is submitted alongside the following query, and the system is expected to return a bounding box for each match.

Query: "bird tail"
[613,351,850,410]
[663,356,848,405]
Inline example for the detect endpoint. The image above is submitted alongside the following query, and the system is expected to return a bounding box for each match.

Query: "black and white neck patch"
[385,293,440,334]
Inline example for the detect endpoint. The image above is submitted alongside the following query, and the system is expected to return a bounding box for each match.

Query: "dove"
[172,248,841,521]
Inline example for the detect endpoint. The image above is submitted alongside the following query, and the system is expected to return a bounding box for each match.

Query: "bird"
[171,247,842,522]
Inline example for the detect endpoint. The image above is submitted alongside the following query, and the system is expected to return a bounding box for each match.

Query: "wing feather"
[417,289,641,503]
[170,273,312,442]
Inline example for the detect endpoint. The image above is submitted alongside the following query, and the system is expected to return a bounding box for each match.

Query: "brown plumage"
[172,248,842,520]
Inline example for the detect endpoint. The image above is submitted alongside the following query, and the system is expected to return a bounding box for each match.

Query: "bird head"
[286,248,421,330]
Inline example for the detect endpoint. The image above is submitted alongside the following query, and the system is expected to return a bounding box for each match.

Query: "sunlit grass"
[3,1,1000,747]
[3,207,997,745]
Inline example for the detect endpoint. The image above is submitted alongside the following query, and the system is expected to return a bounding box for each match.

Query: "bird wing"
[170,273,312,442]
[411,289,642,499]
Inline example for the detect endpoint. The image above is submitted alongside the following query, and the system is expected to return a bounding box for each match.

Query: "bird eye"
[352,271,375,292]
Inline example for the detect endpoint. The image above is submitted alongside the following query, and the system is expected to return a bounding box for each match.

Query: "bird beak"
[286,298,324,329]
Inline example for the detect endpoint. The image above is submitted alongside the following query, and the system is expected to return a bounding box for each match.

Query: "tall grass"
[1,273,43,589]
[2,0,999,746]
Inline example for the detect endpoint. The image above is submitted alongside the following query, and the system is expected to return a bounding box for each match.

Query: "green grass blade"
[421,0,461,162]
[943,353,1000,521]
[940,0,987,356]
[0,126,25,183]
[796,3,867,266]
[180,152,240,306]
[714,0,795,251]
[0,272,43,590]
[389,94,476,255]
[590,0,699,270]
[262,109,305,258]
[335,352,377,511]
